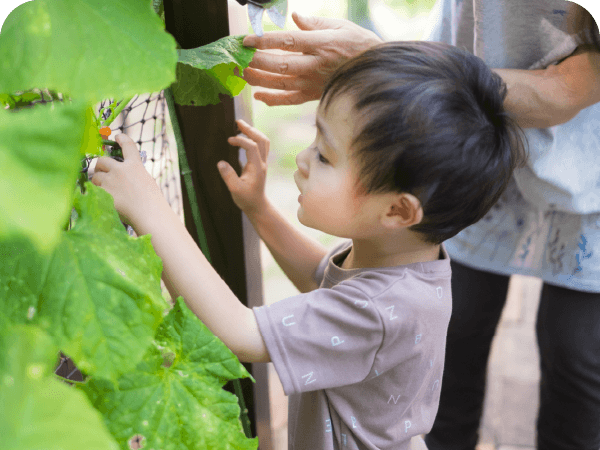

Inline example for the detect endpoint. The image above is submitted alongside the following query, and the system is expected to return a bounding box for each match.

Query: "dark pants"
[425,260,600,450]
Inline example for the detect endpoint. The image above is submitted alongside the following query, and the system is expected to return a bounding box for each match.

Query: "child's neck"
[341,234,441,270]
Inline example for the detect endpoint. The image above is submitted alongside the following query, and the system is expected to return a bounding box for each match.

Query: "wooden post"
[163,1,272,447]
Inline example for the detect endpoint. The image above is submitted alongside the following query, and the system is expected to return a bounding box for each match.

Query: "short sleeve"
[311,239,352,286]
[253,280,384,396]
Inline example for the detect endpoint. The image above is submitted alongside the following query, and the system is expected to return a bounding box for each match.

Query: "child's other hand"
[219,119,269,217]
[91,134,163,227]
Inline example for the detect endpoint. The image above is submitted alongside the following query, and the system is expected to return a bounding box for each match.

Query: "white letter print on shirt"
[385,305,398,320]
[341,433,348,446]
[302,371,316,385]
[351,416,358,429]
[282,315,296,326]
[331,336,345,346]
[354,299,368,308]
[325,419,332,433]
[436,286,443,299]
[405,420,412,433]
[388,394,402,405]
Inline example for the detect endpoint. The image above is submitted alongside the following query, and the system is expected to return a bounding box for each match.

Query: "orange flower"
[99,126,112,139]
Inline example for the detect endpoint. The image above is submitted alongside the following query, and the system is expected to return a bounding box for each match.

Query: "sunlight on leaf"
[0,0,178,104]
[0,102,86,254]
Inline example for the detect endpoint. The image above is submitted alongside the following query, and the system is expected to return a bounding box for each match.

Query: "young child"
[91,41,526,450]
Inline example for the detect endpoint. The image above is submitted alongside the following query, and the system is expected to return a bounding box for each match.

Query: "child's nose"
[296,149,310,177]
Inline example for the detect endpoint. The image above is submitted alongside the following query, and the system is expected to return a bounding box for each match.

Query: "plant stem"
[164,89,211,262]
[164,87,253,439]
[102,96,134,128]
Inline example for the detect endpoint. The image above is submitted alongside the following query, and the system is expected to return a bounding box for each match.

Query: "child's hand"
[91,134,164,227]
[219,119,269,217]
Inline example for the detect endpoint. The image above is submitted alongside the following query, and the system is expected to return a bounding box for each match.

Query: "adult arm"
[494,45,600,129]
[243,14,600,127]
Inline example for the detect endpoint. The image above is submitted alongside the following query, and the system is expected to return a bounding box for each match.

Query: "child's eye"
[313,147,329,164]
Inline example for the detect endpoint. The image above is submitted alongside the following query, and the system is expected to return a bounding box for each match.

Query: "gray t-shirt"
[425,0,600,292]
[253,240,452,450]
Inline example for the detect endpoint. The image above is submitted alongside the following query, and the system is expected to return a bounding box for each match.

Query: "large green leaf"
[38,183,169,383]
[0,183,169,384]
[0,102,88,254]
[82,297,258,450]
[0,325,119,450]
[172,35,256,106]
[0,0,178,104]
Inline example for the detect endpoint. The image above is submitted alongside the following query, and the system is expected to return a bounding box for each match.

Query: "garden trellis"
[57,90,184,373]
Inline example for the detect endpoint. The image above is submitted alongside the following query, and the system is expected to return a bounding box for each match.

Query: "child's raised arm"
[219,120,328,293]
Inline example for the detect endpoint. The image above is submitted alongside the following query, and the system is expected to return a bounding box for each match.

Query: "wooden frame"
[163,0,272,447]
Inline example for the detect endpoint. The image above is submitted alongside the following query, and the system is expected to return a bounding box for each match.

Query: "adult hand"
[242,11,383,106]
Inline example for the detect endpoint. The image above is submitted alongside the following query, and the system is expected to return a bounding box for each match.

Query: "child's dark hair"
[320,41,528,245]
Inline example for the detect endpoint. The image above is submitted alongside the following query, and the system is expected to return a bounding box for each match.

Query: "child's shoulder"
[339,268,406,299]
[337,256,450,299]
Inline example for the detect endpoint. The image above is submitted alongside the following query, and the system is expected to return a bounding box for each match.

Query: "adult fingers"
[243,28,336,53]
[291,12,346,32]
[115,133,141,163]
[253,89,321,106]
[248,51,321,77]
[242,67,316,92]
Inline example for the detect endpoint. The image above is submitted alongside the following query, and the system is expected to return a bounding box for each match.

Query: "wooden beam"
[163,0,263,442]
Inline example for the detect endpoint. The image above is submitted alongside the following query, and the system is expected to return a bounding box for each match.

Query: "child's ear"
[382,193,423,229]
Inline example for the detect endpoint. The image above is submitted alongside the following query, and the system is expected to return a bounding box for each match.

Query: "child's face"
[294,94,389,238]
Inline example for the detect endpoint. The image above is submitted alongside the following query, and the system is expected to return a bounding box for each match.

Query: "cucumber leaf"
[171,35,256,106]
[0,184,169,384]
[81,297,258,450]
[0,0,178,104]
[0,325,119,450]
[0,101,87,254]
[37,183,169,383]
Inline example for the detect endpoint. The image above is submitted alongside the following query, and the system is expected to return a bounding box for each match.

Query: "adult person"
[240,2,600,449]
